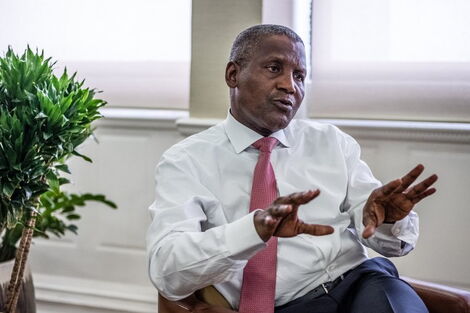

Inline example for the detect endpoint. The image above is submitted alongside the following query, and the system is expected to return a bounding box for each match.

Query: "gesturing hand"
[254,190,334,242]
[362,164,438,239]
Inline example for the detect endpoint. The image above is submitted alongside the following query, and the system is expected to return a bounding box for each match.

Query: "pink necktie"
[239,137,279,313]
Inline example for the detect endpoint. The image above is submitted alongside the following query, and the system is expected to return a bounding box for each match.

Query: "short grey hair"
[229,24,304,67]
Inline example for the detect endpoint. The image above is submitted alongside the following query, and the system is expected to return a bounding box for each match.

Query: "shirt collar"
[223,111,290,153]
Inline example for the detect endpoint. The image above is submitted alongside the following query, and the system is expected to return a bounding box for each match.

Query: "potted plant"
[0,47,116,313]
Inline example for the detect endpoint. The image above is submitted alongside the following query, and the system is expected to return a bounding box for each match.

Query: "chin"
[268,119,291,132]
[278,114,294,127]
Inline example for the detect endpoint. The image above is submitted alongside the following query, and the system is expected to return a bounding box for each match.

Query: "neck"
[229,109,274,137]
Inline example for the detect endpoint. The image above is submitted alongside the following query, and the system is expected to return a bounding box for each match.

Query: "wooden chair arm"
[158,286,233,313]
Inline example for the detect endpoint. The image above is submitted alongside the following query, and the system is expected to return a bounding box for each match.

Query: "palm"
[376,191,415,222]
[363,164,438,238]
[272,206,304,237]
[271,190,332,238]
[254,190,334,241]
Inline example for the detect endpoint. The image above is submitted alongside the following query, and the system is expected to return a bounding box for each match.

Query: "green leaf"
[55,164,71,174]
[71,150,92,163]
[66,214,80,220]
[45,170,59,191]
[58,177,70,185]
[2,182,16,198]
[61,206,75,213]
[66,224,78,234]
[80,193,117,208]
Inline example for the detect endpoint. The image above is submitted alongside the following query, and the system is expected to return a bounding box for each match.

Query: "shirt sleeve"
[338,130,419,257]
[146,148,265,301]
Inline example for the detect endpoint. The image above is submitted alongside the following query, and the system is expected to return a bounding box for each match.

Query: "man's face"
[227,35,306,136]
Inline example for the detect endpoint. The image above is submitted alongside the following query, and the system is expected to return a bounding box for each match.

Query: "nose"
[276,72,296,94]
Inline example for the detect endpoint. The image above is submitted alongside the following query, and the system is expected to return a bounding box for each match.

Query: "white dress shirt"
[147,113,419,308]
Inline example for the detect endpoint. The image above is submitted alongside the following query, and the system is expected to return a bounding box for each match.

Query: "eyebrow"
[263,56,306,71]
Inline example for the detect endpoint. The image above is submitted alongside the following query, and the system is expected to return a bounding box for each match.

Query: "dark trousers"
[275,258,428,313]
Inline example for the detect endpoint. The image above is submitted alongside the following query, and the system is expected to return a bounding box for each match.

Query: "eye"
[266,65,280,73]
[294,72,305,82]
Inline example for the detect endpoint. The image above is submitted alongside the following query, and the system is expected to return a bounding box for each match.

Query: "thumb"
[362,223,376,239]
[362,209,379,239]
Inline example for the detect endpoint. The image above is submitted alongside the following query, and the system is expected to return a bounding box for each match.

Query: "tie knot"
[252,137,278,153]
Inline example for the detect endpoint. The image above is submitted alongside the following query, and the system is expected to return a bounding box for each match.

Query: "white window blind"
[0,0,191,109]
[308,0,470,122]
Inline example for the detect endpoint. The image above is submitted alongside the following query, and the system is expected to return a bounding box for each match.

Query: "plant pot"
[0,259,36,313]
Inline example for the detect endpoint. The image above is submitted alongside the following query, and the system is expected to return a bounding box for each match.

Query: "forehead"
[250,35,306,68]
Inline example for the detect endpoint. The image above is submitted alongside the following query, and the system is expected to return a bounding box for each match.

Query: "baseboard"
[34,274,157,313]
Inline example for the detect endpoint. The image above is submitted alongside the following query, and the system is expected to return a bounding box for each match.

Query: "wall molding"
[97,108,188,130]
[322,119,470,144]
[96,109,470,144]
[176,117,224,136]
[34,274,157,313]
[176,116,470,144]
[97,108,470,144]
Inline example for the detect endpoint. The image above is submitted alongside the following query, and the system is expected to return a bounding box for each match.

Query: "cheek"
[297,84,305,97]
[239,84,264,103]
[295,88,305,106]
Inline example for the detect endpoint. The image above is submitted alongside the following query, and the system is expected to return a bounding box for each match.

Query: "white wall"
[28,113,470,312]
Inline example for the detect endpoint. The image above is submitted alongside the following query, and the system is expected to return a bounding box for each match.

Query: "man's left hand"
[362,164,438,239]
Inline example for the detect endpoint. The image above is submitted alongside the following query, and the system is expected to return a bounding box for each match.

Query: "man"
[147,24,438,313]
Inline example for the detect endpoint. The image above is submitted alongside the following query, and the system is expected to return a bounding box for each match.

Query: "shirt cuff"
[225,211,266,260]
[375,211,419,245]
[391,211,419,245]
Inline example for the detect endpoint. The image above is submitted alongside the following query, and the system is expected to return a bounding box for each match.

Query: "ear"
[225,61,240,88]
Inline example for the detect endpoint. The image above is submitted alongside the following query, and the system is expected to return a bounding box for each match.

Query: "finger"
[274,189,320,206]
[298,223,334,236]
[362,207,380,238]
[407,174,438,198]
[372,179,401,199]
[267,204,293,218]
[362,224,376,239]
[286,189,320,205]
[261,214,278,227]
[394,164,425,193]
[411,187,437,204]
[293,189,320,205]
[254,211,281,242]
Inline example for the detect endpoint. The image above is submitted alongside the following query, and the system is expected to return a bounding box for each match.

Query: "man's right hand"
[253,190,334,242]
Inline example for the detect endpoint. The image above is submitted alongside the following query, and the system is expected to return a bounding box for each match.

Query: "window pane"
[0,0,191,109]
[389,0,470,62]
[318,0,470,63]
[309,0,470,122]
